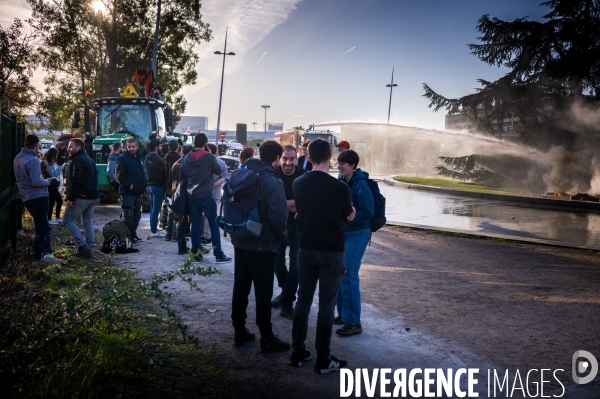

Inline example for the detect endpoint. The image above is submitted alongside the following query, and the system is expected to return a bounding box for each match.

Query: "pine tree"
[423,0,600,151]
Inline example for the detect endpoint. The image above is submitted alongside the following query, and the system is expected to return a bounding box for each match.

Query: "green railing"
[0,112,25,267]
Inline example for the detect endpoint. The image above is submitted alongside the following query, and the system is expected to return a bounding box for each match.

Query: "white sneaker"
[48,220,60,226]
[150,231,166,238]
[44,254,65,265]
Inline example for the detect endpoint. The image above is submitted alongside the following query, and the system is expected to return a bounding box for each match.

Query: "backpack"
[101,219,138,253]
[351,178,386,232]
[216,169,268,238]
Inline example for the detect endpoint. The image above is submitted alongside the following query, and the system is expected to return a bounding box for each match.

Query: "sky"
[1,0,548,131]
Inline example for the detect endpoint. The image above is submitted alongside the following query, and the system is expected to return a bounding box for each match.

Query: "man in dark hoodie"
[179,133,231,263]
[145,139,166,238]
[63,138,101,258]
[116,138,147,243]
[230,140,291,353]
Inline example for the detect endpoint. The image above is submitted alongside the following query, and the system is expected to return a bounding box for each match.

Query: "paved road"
[377,181,600,250]
[94,201,599,398]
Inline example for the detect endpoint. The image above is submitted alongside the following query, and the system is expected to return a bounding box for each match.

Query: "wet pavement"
[377,180,600,250]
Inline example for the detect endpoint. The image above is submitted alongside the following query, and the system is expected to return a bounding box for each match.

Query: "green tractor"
[73,69,176,209]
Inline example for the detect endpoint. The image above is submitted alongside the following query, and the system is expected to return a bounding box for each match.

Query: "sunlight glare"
[91,0,105,13]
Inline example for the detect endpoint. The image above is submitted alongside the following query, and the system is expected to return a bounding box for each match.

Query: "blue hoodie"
[341,168,374,232]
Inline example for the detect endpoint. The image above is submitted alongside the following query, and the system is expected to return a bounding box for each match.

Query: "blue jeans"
[24,196,52,260]
[63,197,101,250]
[274,220,300,309]
[146,185,165,233]
[336,228,371,325]
[292,249,345,360]
[188,195,224,259]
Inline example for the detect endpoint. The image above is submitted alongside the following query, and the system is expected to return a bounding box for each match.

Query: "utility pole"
[261,105,270,139]
[215,28,236,144]
[252,121,257,131]
[151,0,162,72]
[386,66,398,124]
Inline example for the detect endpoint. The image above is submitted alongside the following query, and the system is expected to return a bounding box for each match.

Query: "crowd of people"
[13,133,375,375]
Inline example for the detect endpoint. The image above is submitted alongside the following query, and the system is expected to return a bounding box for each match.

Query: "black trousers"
[231,247,276,338]
[48,186,63,220]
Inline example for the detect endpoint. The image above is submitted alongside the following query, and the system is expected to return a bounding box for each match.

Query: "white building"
[174,116,208,134]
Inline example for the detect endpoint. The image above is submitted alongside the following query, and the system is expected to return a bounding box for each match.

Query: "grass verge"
[0,212,235,399]
[392,175,524,195]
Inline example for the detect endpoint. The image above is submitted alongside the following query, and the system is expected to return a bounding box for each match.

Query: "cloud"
[182,0,301,96]
[0,0,33,27]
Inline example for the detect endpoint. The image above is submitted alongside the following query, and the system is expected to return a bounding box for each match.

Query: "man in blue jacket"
[63,139,101,258]
[13,135,65,265]
[116,138,147,243]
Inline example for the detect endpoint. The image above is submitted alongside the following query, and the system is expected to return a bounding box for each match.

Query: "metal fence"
[0,112,25,267]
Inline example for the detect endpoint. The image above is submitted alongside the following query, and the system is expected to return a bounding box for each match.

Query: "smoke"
[334,98,600,195]
[542,146,597,194]
[541,99,600,195]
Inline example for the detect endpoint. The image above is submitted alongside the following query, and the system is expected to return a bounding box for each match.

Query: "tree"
[28,0,211,118]
[423,0,600,151]
[0,19,44,116]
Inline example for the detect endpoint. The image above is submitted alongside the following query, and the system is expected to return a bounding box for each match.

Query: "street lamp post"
[252,122,257,132]
[214,28,236,144]
[151,0,162,72]
[261,105,270,139]
[386,66,398,124]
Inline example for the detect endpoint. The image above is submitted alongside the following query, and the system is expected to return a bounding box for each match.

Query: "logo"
[572,350,598,385]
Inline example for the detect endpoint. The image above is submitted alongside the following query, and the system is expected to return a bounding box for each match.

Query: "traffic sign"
[122,83,138,98]
[219,132,227,139]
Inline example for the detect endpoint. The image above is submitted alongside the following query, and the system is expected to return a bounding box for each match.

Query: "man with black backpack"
[228,140,291,353]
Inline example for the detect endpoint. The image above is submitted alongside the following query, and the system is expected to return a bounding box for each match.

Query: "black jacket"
[67,149,100,201]
[230,158,288,253]
[144,152,164,187]
[116,151,147,195]
[297,155,313,171]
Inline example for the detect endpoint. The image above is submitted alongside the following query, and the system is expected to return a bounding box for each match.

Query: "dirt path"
[93,204,600,398]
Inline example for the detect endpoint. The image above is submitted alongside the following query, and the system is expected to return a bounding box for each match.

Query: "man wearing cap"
[116,138,147,243]
[63,138,101,258]
[335,140,350,152]
[145,139,166,238]
[13,135,65,265]
[162,140,181,241]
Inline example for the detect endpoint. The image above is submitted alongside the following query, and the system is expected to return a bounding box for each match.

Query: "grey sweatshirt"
[13,148,50,202]
[179,148,222,199]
